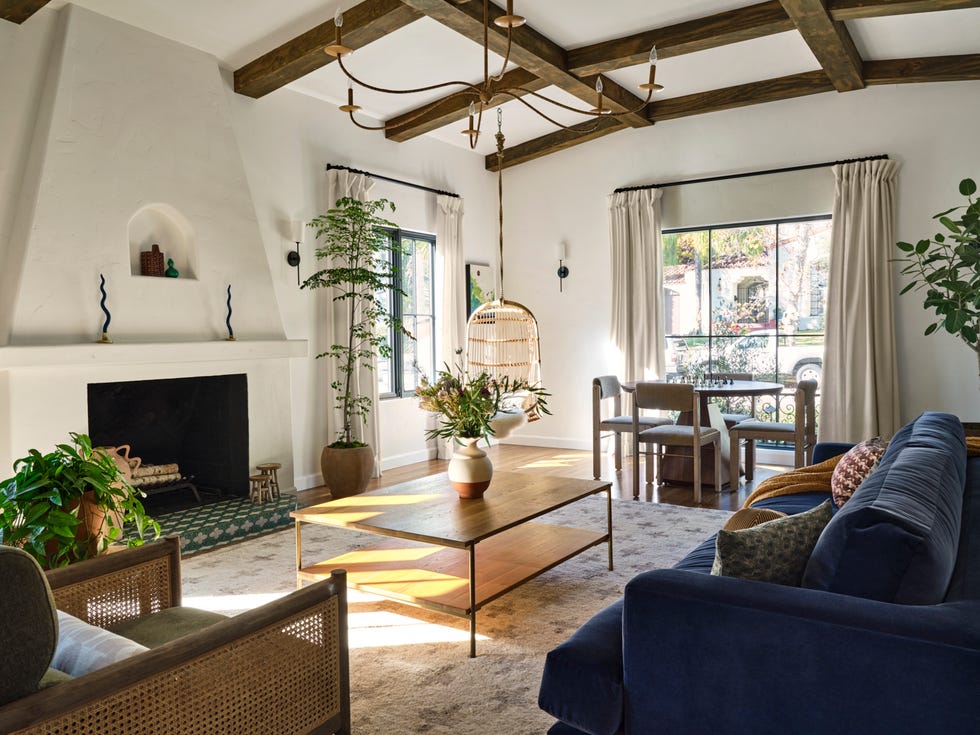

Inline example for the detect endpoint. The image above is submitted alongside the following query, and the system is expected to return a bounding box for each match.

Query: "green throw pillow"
[711,500,833,586]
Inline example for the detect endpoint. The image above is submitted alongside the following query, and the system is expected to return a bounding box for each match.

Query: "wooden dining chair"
[713,372,754,427]
[592,376,671,480]
[728,379,818,487]
[632,382,721,504]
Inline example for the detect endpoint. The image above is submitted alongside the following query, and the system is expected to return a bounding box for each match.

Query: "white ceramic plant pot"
[447,437,493,499]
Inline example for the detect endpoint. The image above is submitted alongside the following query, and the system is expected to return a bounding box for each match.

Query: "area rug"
[140,496,297,556]
[181,499,731,735]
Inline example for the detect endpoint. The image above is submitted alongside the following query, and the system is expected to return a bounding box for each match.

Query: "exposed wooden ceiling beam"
[0,0,51,24]
[648,70,835,122]
[779,0,865,91]
[829,0,980,20]
[485,116,625,171]
[385,68,548,142]
[234,0,422,99]
[399,0,652,128]
[864,53,980,83]
[568,1,795,77]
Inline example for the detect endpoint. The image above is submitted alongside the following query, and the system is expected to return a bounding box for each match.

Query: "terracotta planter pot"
[448,438,493,499]
[321,445,374,498]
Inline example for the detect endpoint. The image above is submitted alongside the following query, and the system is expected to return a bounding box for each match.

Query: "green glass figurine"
[165,258,179,278]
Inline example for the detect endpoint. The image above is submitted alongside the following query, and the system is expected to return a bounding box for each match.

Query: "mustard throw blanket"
[743,437,980,509]
[742,454,842,509]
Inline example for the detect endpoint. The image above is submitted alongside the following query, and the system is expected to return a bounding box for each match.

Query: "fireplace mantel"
[0,339,308,369]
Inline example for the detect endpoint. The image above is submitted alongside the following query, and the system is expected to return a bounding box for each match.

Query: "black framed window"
[662,216,831,427]
[377,229,436,398]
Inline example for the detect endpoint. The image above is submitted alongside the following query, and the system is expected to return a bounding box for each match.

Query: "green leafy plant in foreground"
[896,177,980,387]
[0,432,159,568]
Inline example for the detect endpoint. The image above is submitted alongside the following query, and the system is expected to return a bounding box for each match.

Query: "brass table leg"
[468,544,477,658]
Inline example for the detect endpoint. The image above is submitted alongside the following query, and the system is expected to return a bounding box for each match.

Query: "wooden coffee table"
[291,471,612,657]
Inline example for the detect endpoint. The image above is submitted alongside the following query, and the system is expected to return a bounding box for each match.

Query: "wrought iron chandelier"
[324,0,663,147]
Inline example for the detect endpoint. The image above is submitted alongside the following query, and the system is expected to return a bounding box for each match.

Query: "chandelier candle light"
[324,0,663,147]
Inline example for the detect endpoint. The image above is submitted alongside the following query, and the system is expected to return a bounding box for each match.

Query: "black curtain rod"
[326,164,460,198]
[613,154,890,194]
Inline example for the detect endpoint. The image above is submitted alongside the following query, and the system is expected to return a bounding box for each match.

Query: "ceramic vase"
[448,437,493,499]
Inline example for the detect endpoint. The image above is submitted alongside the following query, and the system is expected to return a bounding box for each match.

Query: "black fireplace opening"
[87,374,249,505]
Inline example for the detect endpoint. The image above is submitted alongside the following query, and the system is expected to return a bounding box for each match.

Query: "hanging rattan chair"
[464,112,544,426]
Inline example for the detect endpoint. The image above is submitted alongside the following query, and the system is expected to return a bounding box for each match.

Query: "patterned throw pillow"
[831,437,887,507]
[52,611,148,677]
[711,500,834,586]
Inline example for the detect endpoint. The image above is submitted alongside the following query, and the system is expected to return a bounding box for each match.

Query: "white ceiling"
[39,1,980,156]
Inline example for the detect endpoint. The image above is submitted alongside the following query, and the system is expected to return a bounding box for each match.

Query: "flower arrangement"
[417,364,550,441]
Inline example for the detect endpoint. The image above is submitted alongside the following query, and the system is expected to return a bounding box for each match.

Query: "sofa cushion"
[831,437,886,507]
[945,455,980,601]
[711,500,833,586]
[109,606,227,648]
[538,599,624,735]
[0,546,58,706]
[802,412,967,604]
[52,611,149,677]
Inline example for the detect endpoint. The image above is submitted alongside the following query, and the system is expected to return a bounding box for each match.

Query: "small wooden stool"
[256,462,282,499]
[249,473,273,503]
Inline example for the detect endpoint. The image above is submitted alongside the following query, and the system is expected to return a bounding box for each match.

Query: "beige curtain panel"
[821,159,902,443]
[608,188,666,382]
[436,194,465,459]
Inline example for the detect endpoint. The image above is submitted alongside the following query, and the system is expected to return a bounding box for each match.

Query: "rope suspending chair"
[465,110,544,432]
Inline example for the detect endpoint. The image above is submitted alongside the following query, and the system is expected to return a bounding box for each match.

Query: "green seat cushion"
[0,547,58,706]
[109,607,228,648]
[39,668,74,689]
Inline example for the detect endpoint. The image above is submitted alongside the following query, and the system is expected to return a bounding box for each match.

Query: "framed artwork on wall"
[465,263,495,317]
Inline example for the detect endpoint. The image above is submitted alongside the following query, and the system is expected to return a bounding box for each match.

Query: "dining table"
[622,379,785,489]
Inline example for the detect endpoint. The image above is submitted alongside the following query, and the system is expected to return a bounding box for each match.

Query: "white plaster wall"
[224,79,498,488]
[500,82,980,449]
[6,5,285,344]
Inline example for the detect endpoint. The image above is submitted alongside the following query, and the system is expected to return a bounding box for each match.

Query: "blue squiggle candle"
[225,284,235,340]
[98,273,112,343]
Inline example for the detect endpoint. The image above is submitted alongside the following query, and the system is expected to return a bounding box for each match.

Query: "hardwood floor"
[295,444,786,511]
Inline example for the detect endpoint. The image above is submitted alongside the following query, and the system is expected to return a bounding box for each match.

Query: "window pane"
[404,315,434,393]
[663,230,709,337]
[710,225,777,336]
[663,216,829,437]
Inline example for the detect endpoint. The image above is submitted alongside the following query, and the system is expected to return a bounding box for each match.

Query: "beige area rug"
[181,498,731,735]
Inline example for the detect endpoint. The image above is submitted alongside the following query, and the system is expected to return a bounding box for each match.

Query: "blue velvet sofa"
[539,412,980,734]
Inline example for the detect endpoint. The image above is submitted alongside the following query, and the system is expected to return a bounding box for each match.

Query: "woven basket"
[140,244,165,277]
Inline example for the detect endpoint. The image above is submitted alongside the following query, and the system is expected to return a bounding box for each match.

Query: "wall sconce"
[287,220,304,286]
[557,241,569,292]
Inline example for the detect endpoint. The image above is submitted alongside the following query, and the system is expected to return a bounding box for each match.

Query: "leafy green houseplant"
[0,432,159,568]
[301,196,409,497]
[896,178,980,389]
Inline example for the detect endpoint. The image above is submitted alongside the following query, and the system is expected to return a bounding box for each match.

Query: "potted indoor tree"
[302,197,409,497]
[0,432,159,568]
[895,177,979,394]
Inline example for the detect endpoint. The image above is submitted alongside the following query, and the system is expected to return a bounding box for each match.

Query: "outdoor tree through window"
[663,217,831,427]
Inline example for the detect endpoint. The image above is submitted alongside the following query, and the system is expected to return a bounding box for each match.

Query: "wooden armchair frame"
[0,537,351,735]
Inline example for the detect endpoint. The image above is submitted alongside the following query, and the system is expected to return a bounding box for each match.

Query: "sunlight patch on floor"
[183,589,485,647]
[518,454,586,470]
[183,592,288,615]
[348,609,487,648]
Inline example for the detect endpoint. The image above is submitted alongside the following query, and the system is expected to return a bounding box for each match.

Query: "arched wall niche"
[128,204,198,279]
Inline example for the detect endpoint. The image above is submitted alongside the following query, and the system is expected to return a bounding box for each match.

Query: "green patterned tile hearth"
[136,496,298,556]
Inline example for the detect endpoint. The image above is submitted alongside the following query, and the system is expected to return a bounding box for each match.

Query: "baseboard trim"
[499,434,592,451]
[380,448,437,472]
